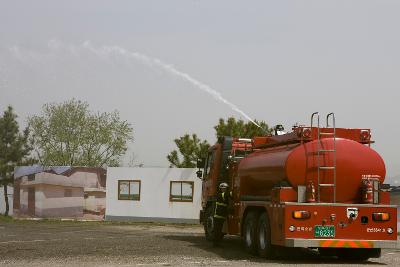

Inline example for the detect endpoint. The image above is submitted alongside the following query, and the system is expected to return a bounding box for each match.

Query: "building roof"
[14,165,72,178]
[14,165,106,179]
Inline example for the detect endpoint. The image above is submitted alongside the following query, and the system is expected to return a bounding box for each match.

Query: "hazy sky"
[1,1,399,182]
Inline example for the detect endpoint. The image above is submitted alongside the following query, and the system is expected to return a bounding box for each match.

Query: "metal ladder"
[311,112,337,203]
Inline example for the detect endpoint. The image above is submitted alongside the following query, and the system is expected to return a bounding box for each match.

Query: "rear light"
[292,210,311,219]
[372,212,390,221]
[360,130,371,141]
[303,128,312,139]
[387,228,394,234]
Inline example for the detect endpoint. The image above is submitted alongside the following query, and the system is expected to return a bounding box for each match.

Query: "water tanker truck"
[197,112,398,260]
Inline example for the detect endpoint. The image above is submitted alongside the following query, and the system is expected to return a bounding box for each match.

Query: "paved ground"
[0,219,399,266]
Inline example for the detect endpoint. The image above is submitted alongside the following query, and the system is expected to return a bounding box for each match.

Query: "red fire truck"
[197,113,398,261]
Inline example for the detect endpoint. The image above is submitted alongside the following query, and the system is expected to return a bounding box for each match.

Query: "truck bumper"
[285,238,399,249]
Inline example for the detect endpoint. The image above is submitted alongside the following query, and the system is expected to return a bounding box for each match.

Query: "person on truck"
[274,124,286,135]
[213,182,231,246]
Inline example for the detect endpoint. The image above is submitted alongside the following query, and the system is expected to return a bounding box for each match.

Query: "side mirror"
[196,158,205,169]
[196,170,203,179]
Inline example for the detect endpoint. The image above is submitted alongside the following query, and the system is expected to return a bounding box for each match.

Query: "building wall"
[72,171,101,188]
[106,167,201,223]
[84,191,106,215]
[0,186,13,215]
[70,170,106,219]
[14,167,106,220]
[35,185,84,217]
[19,184,84,218]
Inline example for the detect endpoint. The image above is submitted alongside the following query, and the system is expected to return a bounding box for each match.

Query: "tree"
[0,106,32,216]
[167,134,210,168]
[214,117,272,138]
[28,99,133,167]
[167,117,273,168]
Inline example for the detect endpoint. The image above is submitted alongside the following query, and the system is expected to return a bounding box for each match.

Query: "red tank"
[237,137,385,203]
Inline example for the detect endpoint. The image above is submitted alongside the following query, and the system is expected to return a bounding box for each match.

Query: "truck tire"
[336,248,380,261]
[203,205,215,241]
[256,212,275,258]
[243,211,258,255]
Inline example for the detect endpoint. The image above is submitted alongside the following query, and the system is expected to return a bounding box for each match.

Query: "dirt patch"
[0,219,398,267]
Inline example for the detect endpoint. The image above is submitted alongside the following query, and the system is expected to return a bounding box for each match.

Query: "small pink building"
[14,167,106,220]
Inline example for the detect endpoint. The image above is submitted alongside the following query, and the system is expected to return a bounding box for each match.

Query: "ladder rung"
[319,149,336,152]
[319,184,335,187]
[320,132,335,135]
[319,166,336,170]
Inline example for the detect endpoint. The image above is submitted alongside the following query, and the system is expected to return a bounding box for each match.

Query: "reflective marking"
[336,240,345,247]
[347,241,358,248]
[322,240,334,247]
[359,241,373,248]
[320,240,374,248]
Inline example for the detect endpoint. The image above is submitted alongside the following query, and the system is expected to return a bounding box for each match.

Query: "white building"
[13,167,106,220]
[0,186,13,216]
[106,167,201,223]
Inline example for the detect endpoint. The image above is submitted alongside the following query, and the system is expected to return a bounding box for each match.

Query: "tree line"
[1,99,272,216]
[0,99,133,216]
[167,118,272,168]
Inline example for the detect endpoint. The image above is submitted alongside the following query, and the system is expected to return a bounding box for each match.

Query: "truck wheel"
[243,211,258,255]
[204,205,215,241]
[336,248,380,261]
[257,212,275,258]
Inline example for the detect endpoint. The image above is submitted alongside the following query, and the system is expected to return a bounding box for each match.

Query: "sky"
[0,0,399,183]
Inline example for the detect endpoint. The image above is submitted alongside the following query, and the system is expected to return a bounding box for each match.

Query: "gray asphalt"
[0,219,399,266]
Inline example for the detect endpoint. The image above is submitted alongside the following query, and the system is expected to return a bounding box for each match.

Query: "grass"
[2,215,396,233]
[0,215,14,222]
[0,215,199,227]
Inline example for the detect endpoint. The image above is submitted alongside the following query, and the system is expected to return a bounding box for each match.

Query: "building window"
[64,189,72,197]
[118,180,141,201]
[170,181,194,202]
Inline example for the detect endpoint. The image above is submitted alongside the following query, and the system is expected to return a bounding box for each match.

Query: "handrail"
[311,112,321,202]
[311,112,319,129]
[326,112,336,203]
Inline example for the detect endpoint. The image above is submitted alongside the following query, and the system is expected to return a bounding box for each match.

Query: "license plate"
[314,225,335,238]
